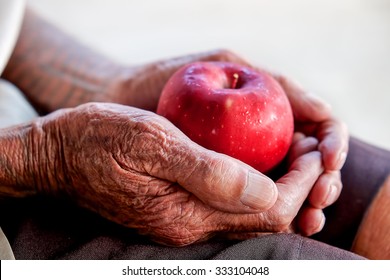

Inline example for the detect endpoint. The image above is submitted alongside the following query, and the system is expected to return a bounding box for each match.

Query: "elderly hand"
[117,49,349,236]
[26,102,323,246]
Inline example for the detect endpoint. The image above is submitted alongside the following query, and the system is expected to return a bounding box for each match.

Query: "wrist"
[26,115,69,197]
[0,124,37,197]
[0,115,67,198]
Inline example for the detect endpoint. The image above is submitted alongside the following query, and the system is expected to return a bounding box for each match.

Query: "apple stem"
[231,73,239,89]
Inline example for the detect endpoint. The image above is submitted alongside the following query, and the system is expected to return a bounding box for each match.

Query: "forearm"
[2,8,125,114]
[0,125,36,198]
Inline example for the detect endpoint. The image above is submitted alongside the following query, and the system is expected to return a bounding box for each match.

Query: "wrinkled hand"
[30,102,323,246]
[118,49,349,236]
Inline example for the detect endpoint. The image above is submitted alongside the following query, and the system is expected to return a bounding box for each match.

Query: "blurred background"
[28,0,390,150]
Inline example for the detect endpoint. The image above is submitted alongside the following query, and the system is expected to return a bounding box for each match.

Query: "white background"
[28,0,390,150]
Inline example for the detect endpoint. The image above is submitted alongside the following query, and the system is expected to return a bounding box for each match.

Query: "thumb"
[157,139,278,214]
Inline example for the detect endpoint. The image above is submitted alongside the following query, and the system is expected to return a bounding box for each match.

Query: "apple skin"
[157,62,294,174]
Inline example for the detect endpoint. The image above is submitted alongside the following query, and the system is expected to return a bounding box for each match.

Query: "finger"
[277,151,324,214]
[288,135,319,166]
[292,132,306,144]
[309,171,342,209]
[182,149,278,213]
[296,207,326,236]
[273,75,332,122]
[215,151,324,233]
[151,121,278,214]
[317,119,349,170]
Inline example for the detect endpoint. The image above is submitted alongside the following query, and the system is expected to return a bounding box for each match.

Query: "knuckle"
[265,190,298,232]
[273,211,294,232]
[264,209,293,232]
[275,74,288,85]
[273,74,293,91]
[125,115,178,173]
[194,155,223,186]
[77,102,106,115]
[216,48,235,58]
[211,48,240,63]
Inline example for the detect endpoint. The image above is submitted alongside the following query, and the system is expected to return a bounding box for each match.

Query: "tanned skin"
[352,176,390,259]
[0,8,349,246]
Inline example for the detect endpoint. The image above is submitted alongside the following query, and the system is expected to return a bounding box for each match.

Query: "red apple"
[157,61,294,173]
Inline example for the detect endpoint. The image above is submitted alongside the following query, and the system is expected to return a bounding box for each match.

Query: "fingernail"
[316,212,326,233]
[241,171,277,210]
[336,152,347,169]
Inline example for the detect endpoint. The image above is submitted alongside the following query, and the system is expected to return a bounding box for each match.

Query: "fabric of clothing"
[0,79,38,127]
[0,227,14,259]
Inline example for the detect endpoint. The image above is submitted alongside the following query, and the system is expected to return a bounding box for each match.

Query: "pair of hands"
[31,50,348,246]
